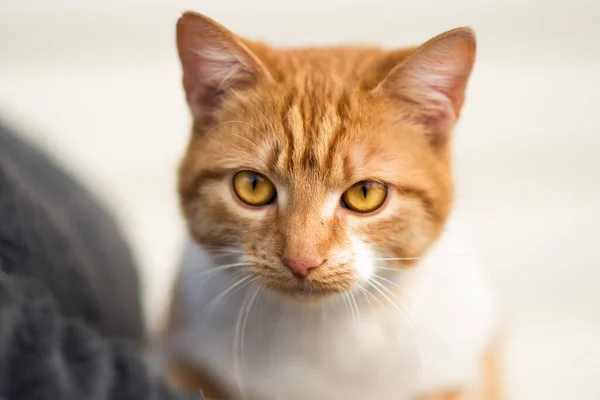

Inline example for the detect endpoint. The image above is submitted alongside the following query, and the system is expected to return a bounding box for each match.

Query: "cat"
[162,11,499,400]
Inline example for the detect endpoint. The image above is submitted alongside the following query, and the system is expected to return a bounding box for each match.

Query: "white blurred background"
[1,1,599,398]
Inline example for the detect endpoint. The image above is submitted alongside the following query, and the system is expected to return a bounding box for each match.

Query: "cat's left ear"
[374,28,476,147]
[177,12,273,125]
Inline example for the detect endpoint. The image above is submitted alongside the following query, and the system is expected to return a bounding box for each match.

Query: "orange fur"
[421,339,503,400]
[166,11,498,399]
[176,12,466,299]
[168,362,223,399]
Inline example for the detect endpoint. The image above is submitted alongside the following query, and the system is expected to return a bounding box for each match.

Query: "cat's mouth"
[273,281,348,301]
[249,266,357,301]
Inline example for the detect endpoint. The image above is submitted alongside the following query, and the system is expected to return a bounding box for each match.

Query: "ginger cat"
[163,11,499,400]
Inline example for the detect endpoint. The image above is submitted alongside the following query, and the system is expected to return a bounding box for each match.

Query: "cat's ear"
[374,28,476,147]
[177,12,272,124]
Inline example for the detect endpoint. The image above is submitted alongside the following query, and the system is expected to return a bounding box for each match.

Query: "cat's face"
[176,12,475,301]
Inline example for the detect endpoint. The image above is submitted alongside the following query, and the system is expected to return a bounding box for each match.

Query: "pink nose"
[282,255,324,278]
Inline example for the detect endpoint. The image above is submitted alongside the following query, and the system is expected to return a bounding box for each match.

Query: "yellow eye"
[232,170,276,206]
[342,181,388,214]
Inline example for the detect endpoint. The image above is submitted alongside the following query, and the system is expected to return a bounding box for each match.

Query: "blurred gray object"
[0,119,204,399]
[0,119,145,342]
[0,274,202,400]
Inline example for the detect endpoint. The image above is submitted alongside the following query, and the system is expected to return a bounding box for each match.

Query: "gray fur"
[0,120,144,341]
[0,120,202,399]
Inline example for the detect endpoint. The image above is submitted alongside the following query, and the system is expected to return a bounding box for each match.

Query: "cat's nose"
[282,255,324,278]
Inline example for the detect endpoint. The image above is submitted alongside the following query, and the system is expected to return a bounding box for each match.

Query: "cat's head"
[176,12,476,301]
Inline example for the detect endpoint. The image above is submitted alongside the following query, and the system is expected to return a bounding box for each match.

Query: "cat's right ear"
[177,12,272,124]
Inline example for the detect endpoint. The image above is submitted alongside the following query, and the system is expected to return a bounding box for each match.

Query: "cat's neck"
[167,215,496,400]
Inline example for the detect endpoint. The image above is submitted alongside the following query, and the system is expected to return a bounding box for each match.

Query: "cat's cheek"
[184,181,269,244]
[349,235,376,282]
[227,199,274,222]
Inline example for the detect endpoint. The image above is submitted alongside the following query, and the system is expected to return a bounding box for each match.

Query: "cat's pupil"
[362,184,368,198]
[252,176,258,190]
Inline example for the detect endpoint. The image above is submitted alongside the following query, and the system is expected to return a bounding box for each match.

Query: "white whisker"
[188,262,251,286]
[370,278,401,301]
[240,284,263,365]
[375,253,473,261]
[204,248,244,256]
[208,252,243,257]
[366,280,425,381]
[243,98,278,142]
[233,133,263,153]
[342,293,355,324]
[374,266,413,272]
[371,274,404,291]
[203,244,243,252]
[204,274,255,314]
[357,285,377,312]
[234,287,253,400]
[349,291,361,331]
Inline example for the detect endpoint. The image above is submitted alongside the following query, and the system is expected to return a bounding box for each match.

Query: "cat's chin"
[274,288,342,303]
[261,279,355,303]
[246,263,359,303]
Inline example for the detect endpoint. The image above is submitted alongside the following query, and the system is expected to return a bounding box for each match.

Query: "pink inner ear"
[192,45,254,88]
[419,105,456,145]
[378,31,475,145]
[181,45,255,123]
[177,14,265,125]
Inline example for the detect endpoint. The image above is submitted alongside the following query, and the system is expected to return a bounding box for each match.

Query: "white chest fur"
[166,217,497,400]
